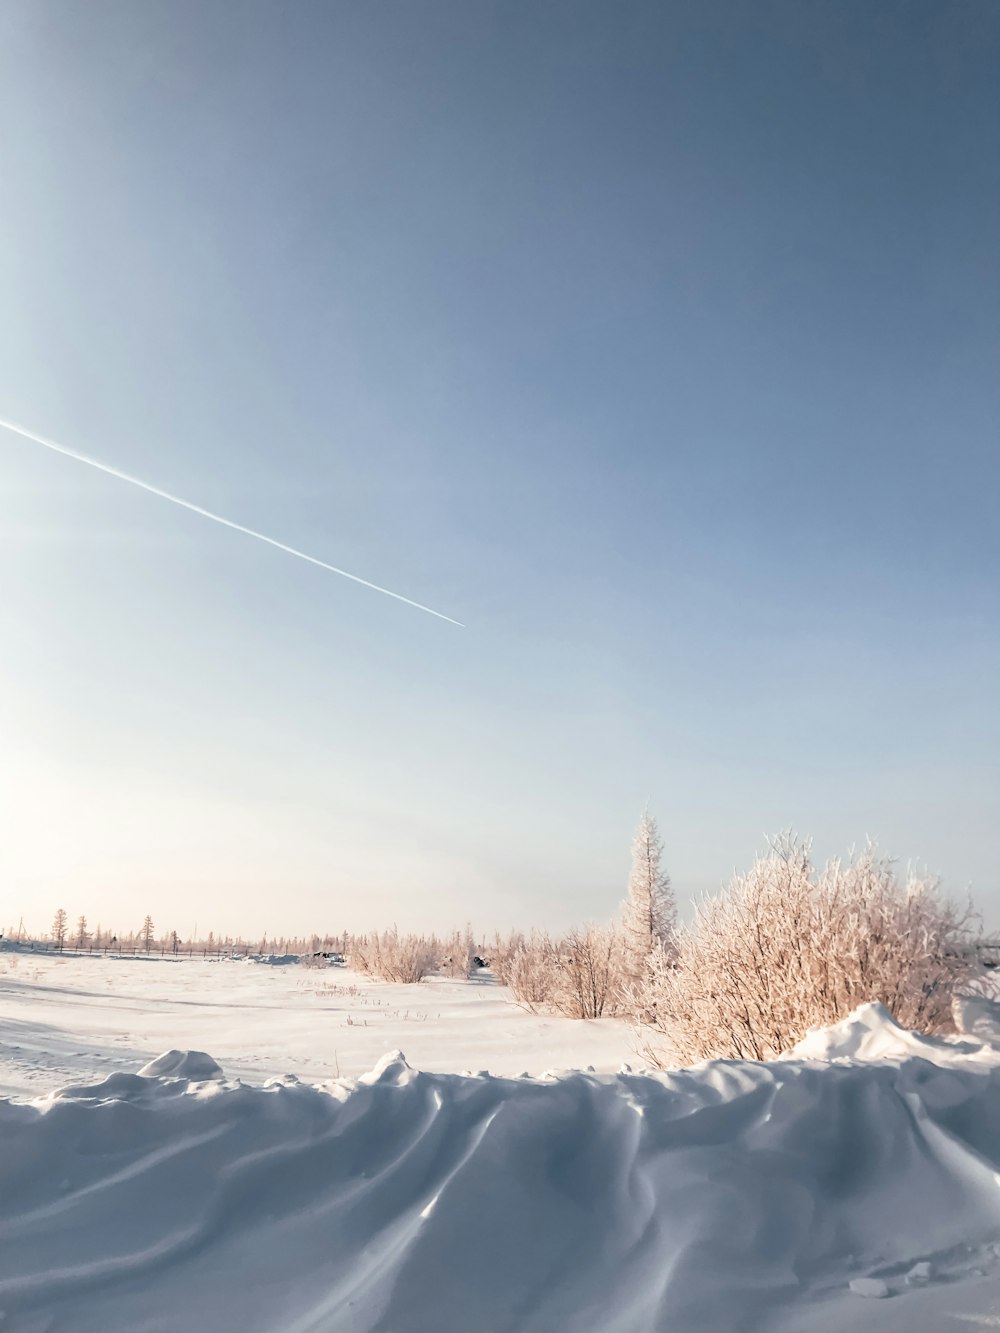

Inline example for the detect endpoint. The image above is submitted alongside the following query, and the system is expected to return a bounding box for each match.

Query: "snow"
[849,1278,891,1299]
[0,953,632,1099]
[786,1000,993,1065]
[6,959,1000,1330]
[906,1261,934,1284]
[953,991,1000,1047]
[136,1049,225,1080]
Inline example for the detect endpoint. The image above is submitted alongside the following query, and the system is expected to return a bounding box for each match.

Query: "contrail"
[0,416,464,626]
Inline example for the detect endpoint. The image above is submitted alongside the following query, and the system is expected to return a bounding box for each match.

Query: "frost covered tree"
[141,915,155,953]
[622,811,676,983]
[75,915,89,949]
[52,908,68,951]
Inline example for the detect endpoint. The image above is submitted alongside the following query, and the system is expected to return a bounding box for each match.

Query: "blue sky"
[1,1,997,938]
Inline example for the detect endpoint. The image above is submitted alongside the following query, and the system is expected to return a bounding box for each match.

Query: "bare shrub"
[634,836,980,1067]
[552,925,624,1019]
[503,926,626,1019]
[505,933,558,1012]
[350,929,439,984]
[486,931,525,986]
[298,953,330,970]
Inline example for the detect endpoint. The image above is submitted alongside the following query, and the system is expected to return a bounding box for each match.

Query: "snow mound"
[357,1048,415,1086]
[786,1001,988,1064]
[5,1009,1000,1331]
[954,991,1000,1046]
[137,1049,225,1080]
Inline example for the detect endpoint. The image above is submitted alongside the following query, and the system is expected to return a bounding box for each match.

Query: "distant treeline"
[5,913,348,959]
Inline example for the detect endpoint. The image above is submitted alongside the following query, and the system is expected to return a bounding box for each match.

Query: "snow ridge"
[4,1009,1000,1331]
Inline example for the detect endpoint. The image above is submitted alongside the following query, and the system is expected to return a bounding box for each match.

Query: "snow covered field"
[0,952,633,1100]
[6,955,1000,1331]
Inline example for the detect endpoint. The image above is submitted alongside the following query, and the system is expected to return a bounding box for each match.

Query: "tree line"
[21,912,347,958]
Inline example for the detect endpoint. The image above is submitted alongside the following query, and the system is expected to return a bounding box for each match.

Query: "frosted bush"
[502,926,625,1019]
[634,836,980,1066]
[505,934,558,1012]
[551,925,624,1020]
[487,931,525,986]
[298,953,330,970]
[440,928,476,980]
[350,930,439,984]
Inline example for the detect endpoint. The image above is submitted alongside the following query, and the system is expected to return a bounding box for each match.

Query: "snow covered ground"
[0,951,633,1100]
[5,953,1000,1331]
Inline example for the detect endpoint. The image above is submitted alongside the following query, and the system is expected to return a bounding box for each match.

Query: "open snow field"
[0,952,633,1100]
[6,957,1000,1331]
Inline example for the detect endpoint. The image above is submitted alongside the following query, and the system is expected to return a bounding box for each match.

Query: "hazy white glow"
[0,417,464,626]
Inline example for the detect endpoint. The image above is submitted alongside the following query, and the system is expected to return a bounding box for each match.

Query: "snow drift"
[4,1005,1000,1332]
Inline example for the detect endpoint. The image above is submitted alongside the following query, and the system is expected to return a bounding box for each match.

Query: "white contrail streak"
[0,416,464,627]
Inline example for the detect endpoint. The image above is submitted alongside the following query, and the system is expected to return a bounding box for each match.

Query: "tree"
[170,930,180,955]
[622,810,676,983]
[141,915,155,952]
[75,915,89,950]
[52,908,68,951]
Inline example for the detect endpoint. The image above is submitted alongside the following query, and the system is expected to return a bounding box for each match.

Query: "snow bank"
[786,1000,991,1064]
[5,1006,1000,1332]
[241,953,302,966]
[136,1049,225,1080]
[954,990,1000,1047]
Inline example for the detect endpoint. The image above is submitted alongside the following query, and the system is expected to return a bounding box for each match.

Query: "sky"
[1,0,998,940]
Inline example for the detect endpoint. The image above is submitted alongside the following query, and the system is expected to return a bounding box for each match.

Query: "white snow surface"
[6,960,1000,1330]
[0,953,632,1099]
[786,999,994,1064]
